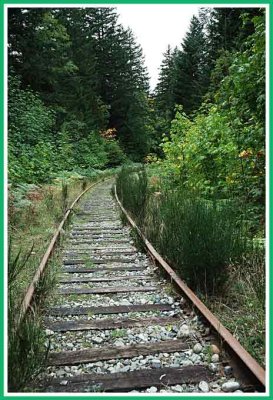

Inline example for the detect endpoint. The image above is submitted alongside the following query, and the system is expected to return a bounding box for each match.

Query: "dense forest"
[8,7,266,387]
[9,7,265,227]
[8,7,153,183]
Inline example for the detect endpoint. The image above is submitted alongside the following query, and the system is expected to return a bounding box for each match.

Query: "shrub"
[116,166,148,225]
[152,190,246,294]
[104,140,127,167]
[117,167,246,294]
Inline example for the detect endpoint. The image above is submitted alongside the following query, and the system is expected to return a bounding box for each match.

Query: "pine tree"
[8,8,76,102]
[173,15,208,114]
[154,45,178,122]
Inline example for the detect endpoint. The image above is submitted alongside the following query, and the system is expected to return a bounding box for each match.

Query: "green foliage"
[9,7,153,167]
[8,9,77,96]
[160,107,238,195]
[104,140,127,167]
[153,8,263,138]
[8,76,127,184]
[8,241,49,391]
[72,131,108,170]
[173,15,209,114]
[8,75,58,183]
[157,15,265,234]
[241,244,265,308]
[8,241,35,285]
[154,45,178,123]
[8,75,55,147]
[152,191,245,294]
[116,166,148,225]
[8,313,48,392]
[207,243,265,366]
[117,167,245,294]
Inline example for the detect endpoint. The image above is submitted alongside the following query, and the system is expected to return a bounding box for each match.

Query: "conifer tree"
[154,45,178,122]
[173,15,207,114]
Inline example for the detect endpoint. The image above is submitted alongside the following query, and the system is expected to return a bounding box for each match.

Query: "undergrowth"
[8,311,48,392]
[117,166,246,294]
[8,253,60,391]
[116,165,265,366]
[204,246,265,367]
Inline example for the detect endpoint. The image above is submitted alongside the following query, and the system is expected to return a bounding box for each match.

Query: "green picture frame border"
[1,1,271,398]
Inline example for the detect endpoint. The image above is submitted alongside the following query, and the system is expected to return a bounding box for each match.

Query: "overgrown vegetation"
[206,245,265,366]
[8,312,48,392]
[8,247,59,391]
[116,165,265,366]
[8,5,266,383]
[117,167,246,294]
[116,166,148,225]
[8,74,128,183]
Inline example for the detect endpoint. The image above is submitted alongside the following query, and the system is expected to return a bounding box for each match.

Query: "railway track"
[31,179,264,393]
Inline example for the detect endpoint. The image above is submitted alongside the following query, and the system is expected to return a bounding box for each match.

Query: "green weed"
[8,311,49,392]
[110,329,127,339]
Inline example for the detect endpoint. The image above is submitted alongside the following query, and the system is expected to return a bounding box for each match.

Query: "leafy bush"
[157,16,265,236]
[8,75,55,148]
[8,75,58,184]
[104,139,127,167]
[8,77,127,185]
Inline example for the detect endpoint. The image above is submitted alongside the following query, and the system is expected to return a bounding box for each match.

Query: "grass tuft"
[8,311,49,392]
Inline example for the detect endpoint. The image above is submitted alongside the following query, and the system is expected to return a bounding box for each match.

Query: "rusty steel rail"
[114,185,266,389]
[17,179,107,327]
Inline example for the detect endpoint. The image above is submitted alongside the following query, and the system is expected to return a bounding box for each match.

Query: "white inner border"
[4,3,270,397]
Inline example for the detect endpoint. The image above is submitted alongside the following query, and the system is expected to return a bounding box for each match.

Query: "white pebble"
[177,324,190,338]
[147,386,158,393]
[193,343,203,354]
[211,354,219,363]
[199,381,209,392]
[208,363,218,373]
[222,381,240,392]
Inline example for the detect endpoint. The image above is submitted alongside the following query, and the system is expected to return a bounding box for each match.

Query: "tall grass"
[8,239,34,285]
[151,191,246,294]
[8,312,48,392]
[116,165,148,225]
[8,250,60,391]
[61,181,68,213]
[207,244,265,366]
[116,167,246,294]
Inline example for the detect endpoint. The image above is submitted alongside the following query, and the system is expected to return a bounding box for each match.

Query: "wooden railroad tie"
[47,303,174,316]
[58,275,152,283]
[44,315,182,332]
[39,366,213,392]
[48,339,192,365]
[63,258,137,265]
[57,286,158,295]
[61,266,146,273]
